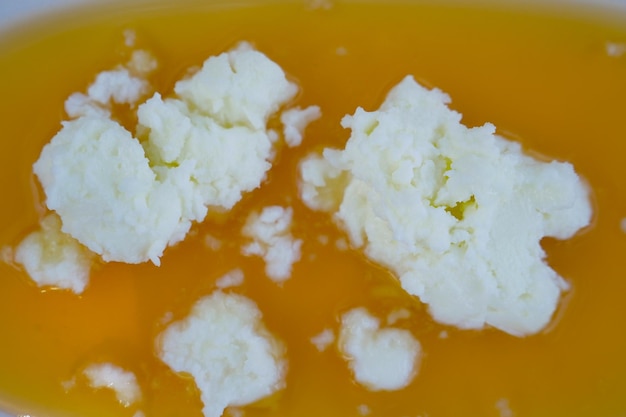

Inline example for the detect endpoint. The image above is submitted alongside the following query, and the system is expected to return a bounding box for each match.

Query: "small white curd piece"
[215,268,245,289]
[65,49,157,118]
[157,291,286,417]
[13,213,94,293]
[281,105,322,147]
[82,362,142,407]
[310,328,335,352]
[299,76,592,336]
[339,307,421,391]
[241,206,302,282]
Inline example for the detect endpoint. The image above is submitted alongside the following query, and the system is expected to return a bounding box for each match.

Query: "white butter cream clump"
[339,307,421,391]
[299,76,592,336]
[157,291,286,417]
[30,43,299,271]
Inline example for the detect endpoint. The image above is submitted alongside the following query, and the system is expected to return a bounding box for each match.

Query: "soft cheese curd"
[339,307,421,391]
[156,291,286,417]
[300,76,592,336]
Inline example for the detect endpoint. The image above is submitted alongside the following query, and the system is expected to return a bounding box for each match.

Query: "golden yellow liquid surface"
[1,1,626,417]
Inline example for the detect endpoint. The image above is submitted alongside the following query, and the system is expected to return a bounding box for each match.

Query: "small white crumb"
[65,50,156,119]
[281,105,321,147]
[204,234,223,251]
[123,29,136,47]
[620,217,626,233]
[335,237,348,251]
[606,42,626,57]
[386,308,411,325]
[157,291,286,417]
[65,92,110,119]
[87,67,151,106]
[0,246,13,264]
[61,377,76,391]
[215,269,245,289]
[127,50,158,76]
[339,307,421,391]
[268,128,280,145]
[317,234,330,245]
[242,206,302,282]
[438,330,449,339]
[132,411,146,417]
[159,311,174,325]
[13,213,94,294]
[83,363,142,407]
[357,404,372,416]
[310,328,335,351]
[495,398,514,417]
[335,46,348,56]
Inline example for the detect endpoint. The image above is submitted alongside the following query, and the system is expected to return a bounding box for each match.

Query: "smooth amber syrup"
[1,2,626,417]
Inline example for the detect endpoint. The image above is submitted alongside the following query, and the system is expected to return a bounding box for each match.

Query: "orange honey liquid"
[1,1,626,417]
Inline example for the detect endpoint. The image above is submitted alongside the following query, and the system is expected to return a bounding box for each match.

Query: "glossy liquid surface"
[1,2,626,417]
